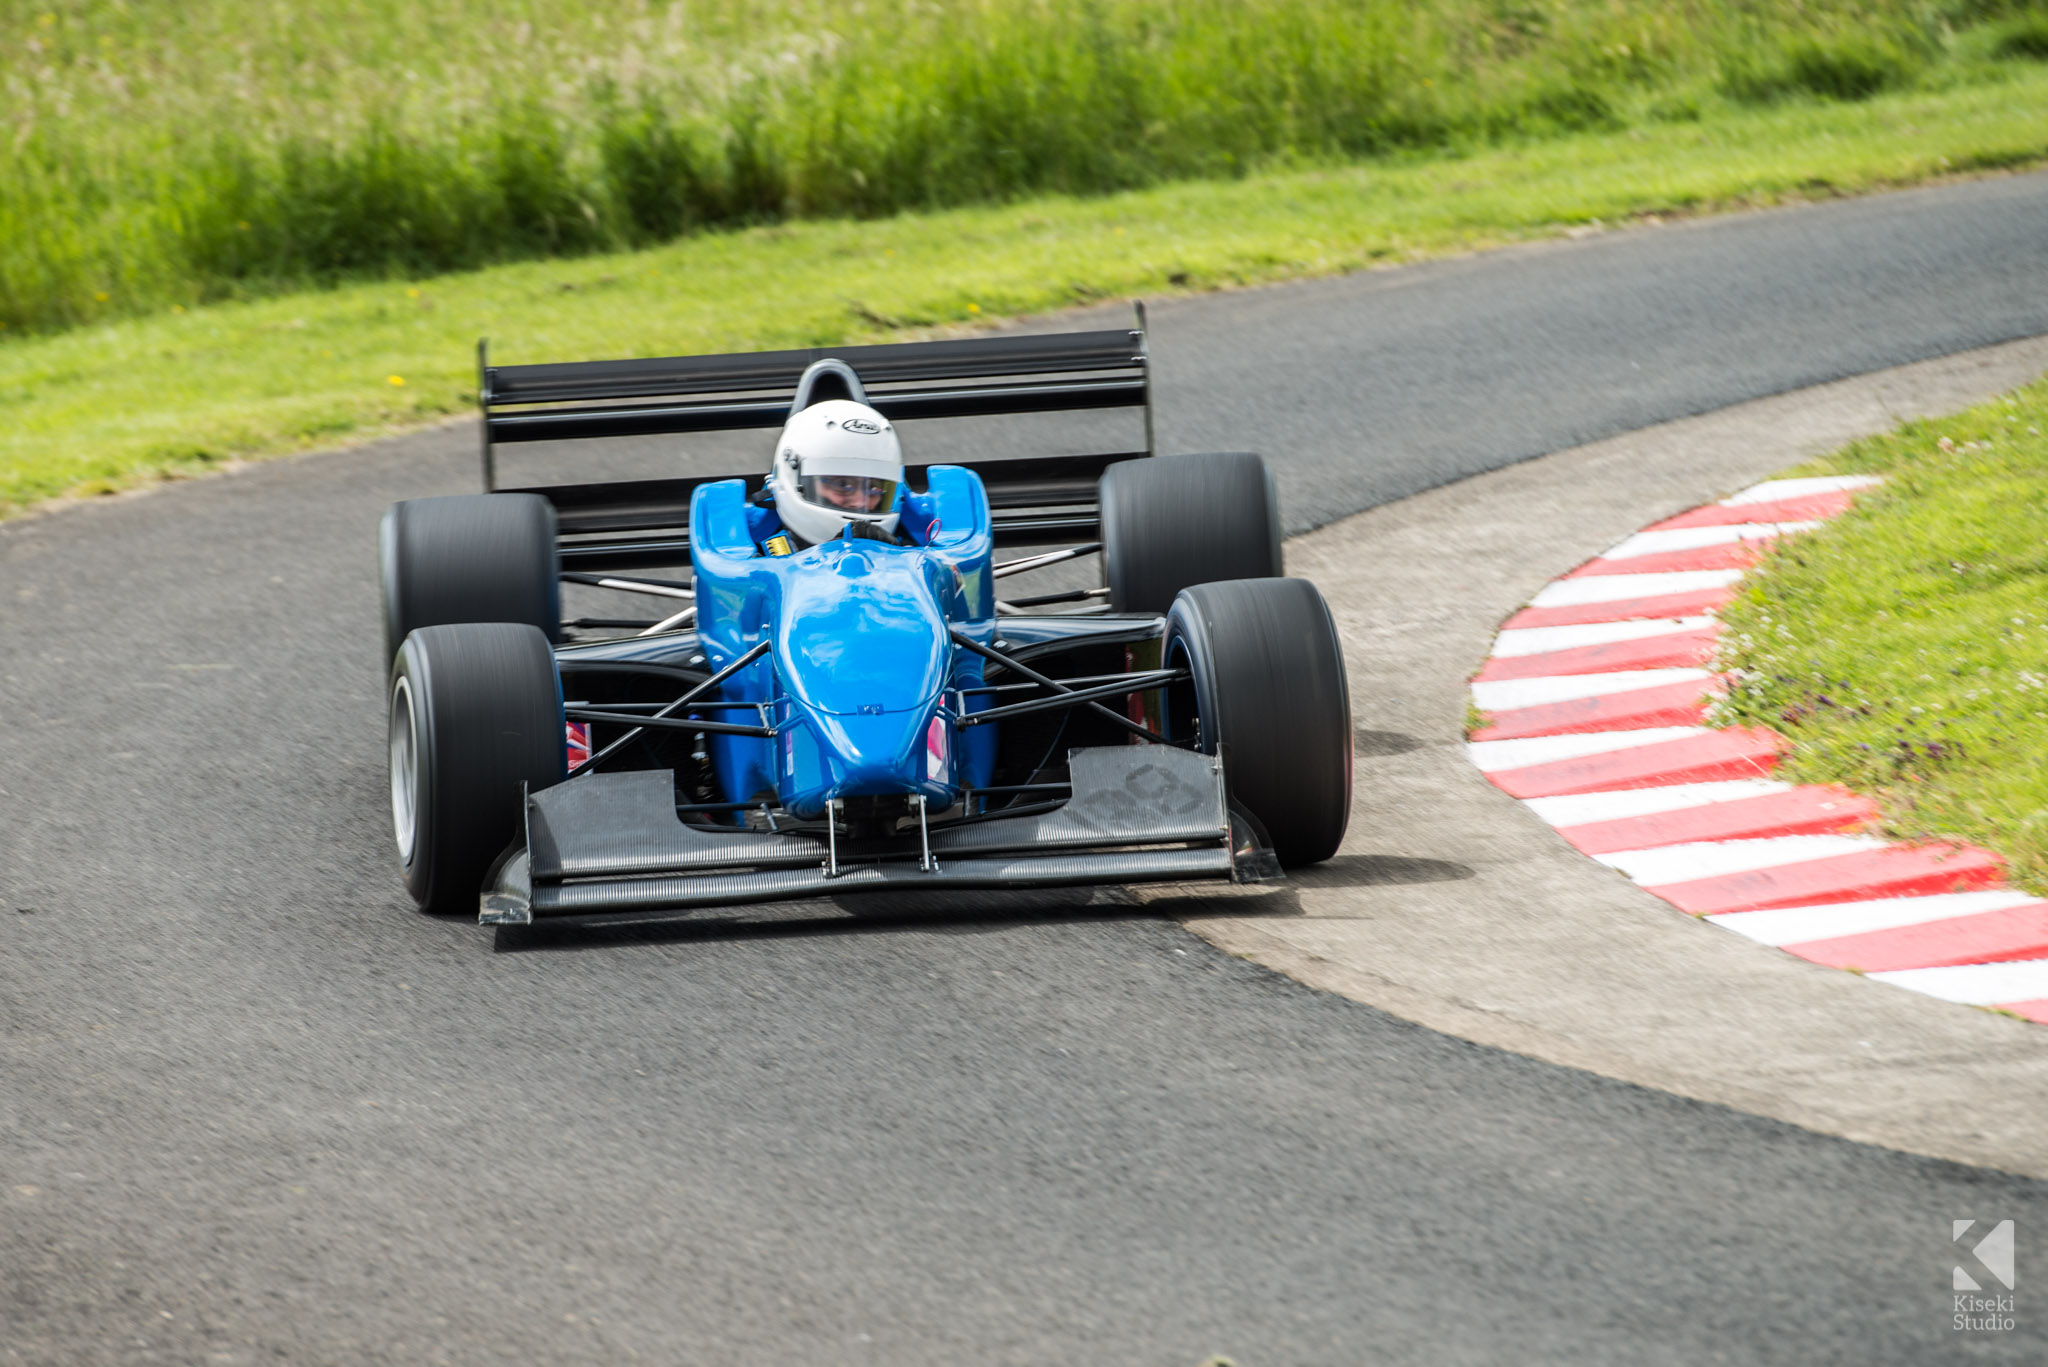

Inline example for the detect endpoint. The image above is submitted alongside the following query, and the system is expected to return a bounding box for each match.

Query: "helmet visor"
[800,473,898,515]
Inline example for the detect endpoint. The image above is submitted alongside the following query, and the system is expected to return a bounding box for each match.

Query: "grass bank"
[6,67,2048,517]
[1716,376,2048,891]
[7,0,2048,334]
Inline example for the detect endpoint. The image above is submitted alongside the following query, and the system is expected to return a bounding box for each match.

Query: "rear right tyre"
[1098,452,1283,614]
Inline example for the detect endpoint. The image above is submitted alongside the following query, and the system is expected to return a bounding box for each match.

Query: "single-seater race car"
[378,308,1352,925]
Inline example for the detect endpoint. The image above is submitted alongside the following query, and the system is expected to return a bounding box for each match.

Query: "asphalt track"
[4,171,2048,1364]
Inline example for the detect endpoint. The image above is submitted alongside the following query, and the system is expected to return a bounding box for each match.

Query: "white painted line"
[1530,569,1745,607]
[1467,727,1706,773]
[1710,891,2044,947]
[1471,668,1716,712]
[1597,522,1816,560]
[1524,780,1790,829]
[1871,958,2048,1005]
[1595,834,1888,884]
[1491,616,1714,658]
[1722,475,1882,505]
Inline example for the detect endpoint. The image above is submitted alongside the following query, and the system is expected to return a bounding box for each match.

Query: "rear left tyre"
[379,493,561,666]
[1164,577,1352,868]
[389,622,565,915]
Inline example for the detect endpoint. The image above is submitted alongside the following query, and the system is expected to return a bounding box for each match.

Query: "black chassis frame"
[466,306,1279,924]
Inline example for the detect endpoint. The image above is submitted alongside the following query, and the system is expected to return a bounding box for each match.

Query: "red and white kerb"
[1469,476,2048,1025]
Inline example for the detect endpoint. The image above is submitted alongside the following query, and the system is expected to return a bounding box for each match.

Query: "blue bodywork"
[689,465,998,819]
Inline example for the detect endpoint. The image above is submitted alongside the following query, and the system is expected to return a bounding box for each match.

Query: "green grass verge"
[1715,375,2048,891]
[9,0,2046,334]
[4,65,2048,517]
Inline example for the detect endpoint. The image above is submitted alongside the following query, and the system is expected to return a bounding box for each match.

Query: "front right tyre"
[1164,577,1352,868]
[389,622,566,916]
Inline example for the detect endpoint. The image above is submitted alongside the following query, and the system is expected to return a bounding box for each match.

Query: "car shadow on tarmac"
[1353,728,1431,757]
[1284,853,1477,890]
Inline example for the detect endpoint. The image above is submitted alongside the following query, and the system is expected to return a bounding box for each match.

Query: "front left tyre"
[389,622,565,916]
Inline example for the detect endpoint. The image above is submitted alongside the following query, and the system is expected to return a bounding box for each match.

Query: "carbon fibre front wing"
[479,745,1276,924]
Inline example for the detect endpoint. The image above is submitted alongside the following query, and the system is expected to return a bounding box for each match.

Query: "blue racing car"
[377,311,1351,924]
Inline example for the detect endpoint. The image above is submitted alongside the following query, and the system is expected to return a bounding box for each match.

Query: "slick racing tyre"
[379,493,561,665]
[388,623,565,916]
[1099,452,1283,615]
[1164,577,1352,868]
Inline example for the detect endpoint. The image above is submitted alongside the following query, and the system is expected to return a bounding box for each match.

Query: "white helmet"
[769,398,904,546]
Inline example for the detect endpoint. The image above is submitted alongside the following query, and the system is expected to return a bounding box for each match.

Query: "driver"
[761,397,906,554]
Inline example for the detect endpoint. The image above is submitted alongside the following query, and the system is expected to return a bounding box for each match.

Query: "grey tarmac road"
[3,171,2047,1365]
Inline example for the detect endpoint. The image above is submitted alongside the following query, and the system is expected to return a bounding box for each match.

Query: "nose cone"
[781,703,952,819]
[775,544,947,718]
[771,544,959,817]
[817,709,931,795]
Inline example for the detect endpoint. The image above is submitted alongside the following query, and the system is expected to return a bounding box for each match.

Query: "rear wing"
[480,306,1154,571]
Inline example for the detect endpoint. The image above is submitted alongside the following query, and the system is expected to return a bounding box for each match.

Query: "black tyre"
[379,493,561,665]
[1099,452,1283,614]
[388,623,565,915]
[1164,578,1352,867]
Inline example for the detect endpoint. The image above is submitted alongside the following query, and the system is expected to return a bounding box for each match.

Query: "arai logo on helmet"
[840,416,884,435]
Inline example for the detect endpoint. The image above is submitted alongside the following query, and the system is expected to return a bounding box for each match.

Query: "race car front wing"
[479,744,1276,924]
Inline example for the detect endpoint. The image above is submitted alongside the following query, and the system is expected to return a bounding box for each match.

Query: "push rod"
[570,638,772,777]
[949,631,1168,746]
[556,660,711,687]
[991,543,1102,580]
[638,606,698,636]
[998,586,1112,609]
[564,698,760,712]
[564,708,775,738]
[561,572,696,599]
[955,670,1155,697]
[956,670,1185,726]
